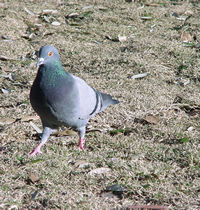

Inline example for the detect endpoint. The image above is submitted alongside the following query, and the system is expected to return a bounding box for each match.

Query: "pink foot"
[29,145,43,157]
[78,138,85,151]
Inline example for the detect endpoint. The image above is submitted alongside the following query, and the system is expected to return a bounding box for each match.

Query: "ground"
[0,0,200,209]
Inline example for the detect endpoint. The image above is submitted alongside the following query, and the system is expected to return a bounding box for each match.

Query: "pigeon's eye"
[48,51,53,56]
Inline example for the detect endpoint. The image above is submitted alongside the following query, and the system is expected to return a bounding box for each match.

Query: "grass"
[0,0,200,209]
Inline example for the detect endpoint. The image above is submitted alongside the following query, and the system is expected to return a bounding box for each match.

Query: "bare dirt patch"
[0,0,200,209]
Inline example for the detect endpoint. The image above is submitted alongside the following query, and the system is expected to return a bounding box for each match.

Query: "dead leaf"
[150,24,156,32]
[131,73,148,79]
[24,7,35,16]
[105,35,119,42]
[30,121,42,134]
[141,16,152,20]
[82,5,93,10]
[180,31,192,42]
[1,88,11,94]
[66,12,79,19]
[21,33,35,40]
[74,160,89,168]
[1,35,9,40]
[21,115,39,122]
[183,79,190,86]
[178,105,200,116]
[43,9,58,15]
[87,128,102,133]
[51,21,61,26]
[176,16,189,21]
[29,173,40,183]
[35,23,42,28]
[0,55,16,61]
[0,118,16,125]
[144,114,160,124]
[97,7,108,11]
[88,167,111,176]
[43,15,50,23]
[0,73,14,81]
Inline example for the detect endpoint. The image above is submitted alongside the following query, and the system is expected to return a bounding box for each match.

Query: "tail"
[100,92,119,112]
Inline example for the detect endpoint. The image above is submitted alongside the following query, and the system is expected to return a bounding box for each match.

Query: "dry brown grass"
[0,0,200,209]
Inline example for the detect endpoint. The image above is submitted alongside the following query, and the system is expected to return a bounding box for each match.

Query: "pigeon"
[29,45,119,156]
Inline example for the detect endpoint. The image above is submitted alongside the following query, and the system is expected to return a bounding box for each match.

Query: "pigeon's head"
[37,45,60,67]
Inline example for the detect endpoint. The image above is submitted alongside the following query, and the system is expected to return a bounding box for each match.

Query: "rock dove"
[29,45,119,156]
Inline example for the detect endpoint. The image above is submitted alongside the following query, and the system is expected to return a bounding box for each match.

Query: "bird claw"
[29,147,42,157]
[79,145,85,151]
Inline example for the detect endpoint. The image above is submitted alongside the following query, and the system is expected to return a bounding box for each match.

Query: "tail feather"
[100,92,119,111]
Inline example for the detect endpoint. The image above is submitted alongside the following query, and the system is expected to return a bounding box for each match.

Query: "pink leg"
[29,142,44,157]
[29,127,55,157]
[78,138,85,150]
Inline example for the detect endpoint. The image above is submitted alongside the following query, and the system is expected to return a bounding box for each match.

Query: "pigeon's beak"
[36,57,44,67]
